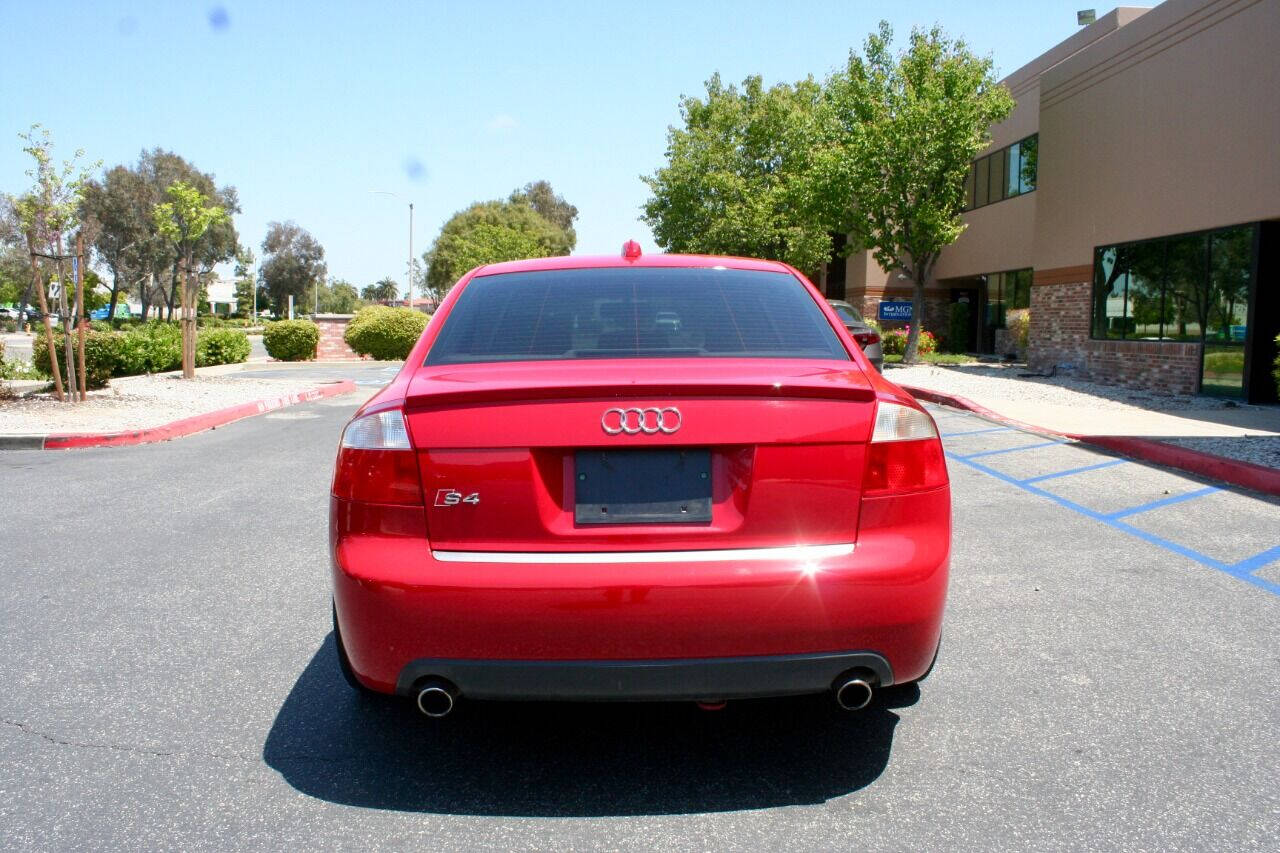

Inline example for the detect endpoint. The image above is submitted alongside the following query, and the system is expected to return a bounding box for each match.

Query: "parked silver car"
[826,299,884,371]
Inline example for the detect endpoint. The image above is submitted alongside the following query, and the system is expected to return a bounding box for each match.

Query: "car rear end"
[330,255,949,713]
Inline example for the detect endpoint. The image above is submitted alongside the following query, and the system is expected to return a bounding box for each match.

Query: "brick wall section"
[314,314,365,361]
[1029,269,1202,395]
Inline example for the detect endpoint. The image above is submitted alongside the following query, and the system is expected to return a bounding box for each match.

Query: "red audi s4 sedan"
[330,244,950,717]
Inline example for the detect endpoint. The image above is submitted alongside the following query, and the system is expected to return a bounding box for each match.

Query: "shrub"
[263,319,318,361]
[881,327,937,357]
[344,305,429,360]
[945,302,971,354]
[1006,309,1030,353]
[196,328,251,366]
[31,329,120,389]
[114,322,182,375]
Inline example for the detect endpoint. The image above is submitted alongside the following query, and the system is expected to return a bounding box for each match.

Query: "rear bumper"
[394,651,893,700]
[330,486,950,696]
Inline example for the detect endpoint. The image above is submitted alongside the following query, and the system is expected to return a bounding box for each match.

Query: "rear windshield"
[425,267,849,365]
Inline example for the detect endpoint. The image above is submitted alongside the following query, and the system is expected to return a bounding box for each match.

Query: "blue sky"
[2,1,1114,289]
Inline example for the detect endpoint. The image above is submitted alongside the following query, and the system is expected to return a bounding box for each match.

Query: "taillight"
[863,402,947,495]
[853,331,880,348]
[332,408,424,505]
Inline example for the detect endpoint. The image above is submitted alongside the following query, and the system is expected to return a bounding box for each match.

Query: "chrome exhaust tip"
[415,679,458,718]
[834,676,874,711]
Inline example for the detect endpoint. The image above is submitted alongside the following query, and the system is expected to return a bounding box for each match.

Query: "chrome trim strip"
[432,543,855,564]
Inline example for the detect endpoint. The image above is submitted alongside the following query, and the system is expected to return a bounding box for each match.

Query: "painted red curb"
[40,380,358,450]
[899,383,1280,498]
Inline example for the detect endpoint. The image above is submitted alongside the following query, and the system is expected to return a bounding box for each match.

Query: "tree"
[13,125,100,401]
[135,149,240,321]
[509,180,578,247]
[641,73,832,275]
[81,165,152,321]
[317,278,361,313]
[817,23,1013,362]
[361,277,399,302]
[152,181,229,378]
[260,221,326,316]
[424,200,573,291]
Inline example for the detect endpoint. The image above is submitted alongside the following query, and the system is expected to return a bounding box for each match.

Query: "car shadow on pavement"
[263,635,916,816]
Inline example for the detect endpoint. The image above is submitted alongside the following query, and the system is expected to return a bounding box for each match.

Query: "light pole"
[370,191,414,307]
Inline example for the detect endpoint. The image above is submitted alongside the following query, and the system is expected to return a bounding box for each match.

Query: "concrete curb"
[0,380,358,451]
[900,383,1280,498]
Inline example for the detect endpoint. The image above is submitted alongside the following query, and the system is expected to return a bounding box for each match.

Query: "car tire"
[333,601,377,696]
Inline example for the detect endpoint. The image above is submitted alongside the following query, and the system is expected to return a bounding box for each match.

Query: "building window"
[1090,225,1257,397]
[962,134,1037,212]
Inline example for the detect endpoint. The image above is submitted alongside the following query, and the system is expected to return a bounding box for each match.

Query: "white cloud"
[486,114,519,132]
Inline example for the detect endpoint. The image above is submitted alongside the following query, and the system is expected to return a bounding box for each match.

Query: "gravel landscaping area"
[887,362,1280,470]
[0,372,342,435]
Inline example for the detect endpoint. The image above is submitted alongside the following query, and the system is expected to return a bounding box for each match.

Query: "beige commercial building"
[830,0,1279,404]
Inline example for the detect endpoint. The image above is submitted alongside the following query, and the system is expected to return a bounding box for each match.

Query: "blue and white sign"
[878,301,913,322]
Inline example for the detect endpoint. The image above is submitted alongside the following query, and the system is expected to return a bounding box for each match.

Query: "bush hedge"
[115,322,182,375]
[31,323,250,387]
[945,302,970,354]
[32,329,120,390]
[881,327,938,357]
[263,319,318,361]
[344,306,429,361]
[196,328,252,366]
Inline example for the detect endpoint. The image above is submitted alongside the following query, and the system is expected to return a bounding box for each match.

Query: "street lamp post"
[370,191,415,307]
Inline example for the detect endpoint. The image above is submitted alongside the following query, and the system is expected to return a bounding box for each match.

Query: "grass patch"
[885,353,979,365]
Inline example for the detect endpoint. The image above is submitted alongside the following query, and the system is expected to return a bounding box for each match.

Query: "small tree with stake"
[13,125,99,401]
[152,181,228,379]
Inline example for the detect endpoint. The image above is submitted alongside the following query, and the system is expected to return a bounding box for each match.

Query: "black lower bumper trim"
[394,651,893,701]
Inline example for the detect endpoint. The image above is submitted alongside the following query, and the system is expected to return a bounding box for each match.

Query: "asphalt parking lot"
[1,377,1277,851]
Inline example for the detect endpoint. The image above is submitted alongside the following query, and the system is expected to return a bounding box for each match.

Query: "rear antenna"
[621,240,642,260]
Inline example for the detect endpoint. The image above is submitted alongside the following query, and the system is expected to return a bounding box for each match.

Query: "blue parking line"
[941,426,1014,438]
[947,452,1280,597]
[1105,486,1220,520]
[956,441,1062,460]
[1234,545,1280,575]
[1021,458,1129,484]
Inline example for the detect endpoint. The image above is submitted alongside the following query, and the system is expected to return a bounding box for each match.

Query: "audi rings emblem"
[602,407,682,435]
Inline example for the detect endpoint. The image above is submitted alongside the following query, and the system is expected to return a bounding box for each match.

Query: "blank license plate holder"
[574,449,712,525]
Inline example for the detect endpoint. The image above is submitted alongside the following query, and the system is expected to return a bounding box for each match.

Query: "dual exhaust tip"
[413,674,876,716]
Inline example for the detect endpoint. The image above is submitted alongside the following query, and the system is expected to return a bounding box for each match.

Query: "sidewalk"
[887,362,1280,495]
[0,363,358,449]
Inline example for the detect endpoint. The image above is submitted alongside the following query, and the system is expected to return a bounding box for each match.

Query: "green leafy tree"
[816,23,1014,362]
[361,277,399,302]
[318,278,362,313]
[641,73,832,274]
[509,180,578,247]
[152,181,230,378]
[260,221,326,317]
[424,200,573,291]
[135,150,240,320]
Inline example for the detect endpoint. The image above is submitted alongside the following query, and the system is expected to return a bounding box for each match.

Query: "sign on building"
[878,301,913,322]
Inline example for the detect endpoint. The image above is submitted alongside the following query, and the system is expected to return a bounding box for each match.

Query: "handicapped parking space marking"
[933,407,1280,597]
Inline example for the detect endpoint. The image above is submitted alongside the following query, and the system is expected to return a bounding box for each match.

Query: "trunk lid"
[406,359,876,552]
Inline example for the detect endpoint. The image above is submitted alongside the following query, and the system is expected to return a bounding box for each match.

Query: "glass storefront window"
[1202,227,1252,396]
[1090,225,1257,397]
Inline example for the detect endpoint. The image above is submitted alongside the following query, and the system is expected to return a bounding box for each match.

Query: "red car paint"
[330,252,950,702]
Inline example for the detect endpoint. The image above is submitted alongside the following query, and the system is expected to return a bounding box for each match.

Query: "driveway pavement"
[1,381,1276,850]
